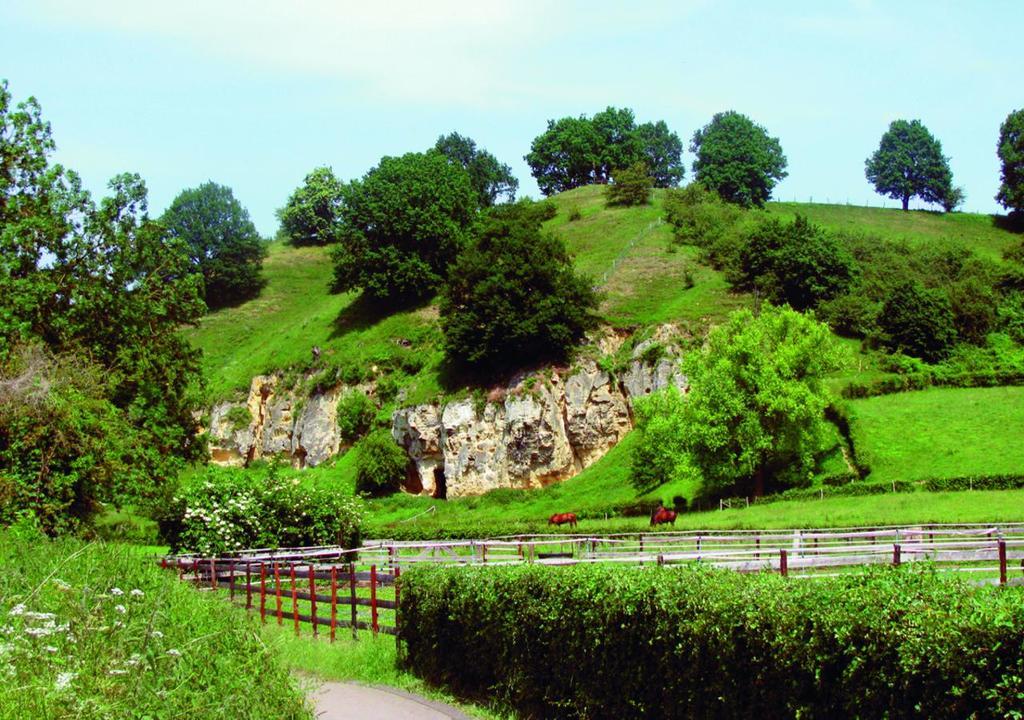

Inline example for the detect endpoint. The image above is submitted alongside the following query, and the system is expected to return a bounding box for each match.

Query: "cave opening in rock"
[433,466,447,500]
[405,462,423,494]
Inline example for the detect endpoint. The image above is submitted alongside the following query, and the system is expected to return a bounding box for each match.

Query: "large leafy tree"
[996,108,1024,214]
[162,181,266,309]
[0,81,205,532]
[877,281,957,362]
[865,119,953,211]
[440,200,598,376]
[690,111,788,208]
[525,107,683,195]
[631,306,842,498]
[332,150,476,302]
[434,132,518,207]
[277,166,346,246]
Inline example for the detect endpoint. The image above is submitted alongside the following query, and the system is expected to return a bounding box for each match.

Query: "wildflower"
[8,604,26,617]
[130,589,144,599]
[54,672,75,691]
[23,611,55,621]
[25,627,55,638]
[110,588,124,597]
[108,669,128,676]
[114,605,127,615]
[44,646,58,654]
[125,653,142,667]
[52,579,71,591]
[166,649,182,657]
[150,630,164,639]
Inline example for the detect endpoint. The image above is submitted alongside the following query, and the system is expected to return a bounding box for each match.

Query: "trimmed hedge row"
[399,563,1024,719]
[842,368,1024,399]
[921,474,1024,492]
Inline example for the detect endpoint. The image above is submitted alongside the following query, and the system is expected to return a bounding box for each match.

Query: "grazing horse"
[548,512,578,528]
[650,507,677,526]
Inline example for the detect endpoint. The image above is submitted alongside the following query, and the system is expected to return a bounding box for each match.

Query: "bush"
[605,162,653,206]
[878,281,957,362]
[163,465,363,554]
[355,429,408,497]
[400,563,1024,719]
[0,530,311,719]
[336,390,375,442]
[662,183,745,266]
[816,292,880,337]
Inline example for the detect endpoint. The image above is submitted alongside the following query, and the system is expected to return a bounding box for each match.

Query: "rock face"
[207,326,688,497]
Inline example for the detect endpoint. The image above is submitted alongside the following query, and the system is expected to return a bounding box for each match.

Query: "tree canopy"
[878,281,957,362]
[440,200,598,376]
[605,162,654,207]
[332,150,477,303]
[162,181,267,309]
[996,108,1024,214]
[434,132,518,207]
[0,82,206,532]
[690,111,788,207]
[525,107,683,195]
[277,166,346,246]
[865,119,954,211]
[630,306,842,498]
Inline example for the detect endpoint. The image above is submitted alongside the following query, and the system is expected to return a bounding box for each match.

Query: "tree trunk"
[902,194,909,211]
[753,464,765,498]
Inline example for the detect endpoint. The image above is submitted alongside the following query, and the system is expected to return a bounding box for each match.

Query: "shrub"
[662,183,745,266]
[225,405,252,431]
[400,563,1024,719]
[336,390,375,442]
[878,281,957,362]
[605,162,653,206]
[355,429,407,497]
[0,529,311,719]
[568,205,582,222]
[163,465,363,554]
[816,292,880,337]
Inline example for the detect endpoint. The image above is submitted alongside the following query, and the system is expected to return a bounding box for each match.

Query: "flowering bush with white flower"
[0,527,311,719]
[161,465,364,555]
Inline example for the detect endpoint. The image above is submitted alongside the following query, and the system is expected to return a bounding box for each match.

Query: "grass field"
[846,386,1024,482]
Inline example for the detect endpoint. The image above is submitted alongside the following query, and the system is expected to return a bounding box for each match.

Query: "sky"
[3,0,1022,236]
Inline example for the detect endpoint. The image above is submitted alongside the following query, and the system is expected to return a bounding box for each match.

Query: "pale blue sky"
[3,1,1021,235]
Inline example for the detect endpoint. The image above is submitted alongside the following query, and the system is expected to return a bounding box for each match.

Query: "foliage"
[434,131,518,207]
[632,306,843,497]
[735,215,857,310]
[440,200,598,375]
[865,119,953,211]
[877,281,957,361]
[689,111,788,207]
[332,151,476,302]
[0,530,312,720]
[163,464,363,554]
[276,166,345,246]
[400,562,1024,720]
[0,82,206,533]
[996,108,1024,213]
[336,389,375,442]
[161,181,267,309]
[525,107,683,195]
[941,185,966,213]
[354,429,408,497]
[604,162,653,207]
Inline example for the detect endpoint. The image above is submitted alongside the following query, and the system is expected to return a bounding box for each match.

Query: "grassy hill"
[184,185,1024,532]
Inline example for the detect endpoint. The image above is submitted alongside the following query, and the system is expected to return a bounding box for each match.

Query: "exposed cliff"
[207,328,688,497]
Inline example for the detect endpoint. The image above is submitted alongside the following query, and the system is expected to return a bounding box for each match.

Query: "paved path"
[311,681,472,720]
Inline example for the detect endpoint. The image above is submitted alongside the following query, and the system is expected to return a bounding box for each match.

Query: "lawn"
[845,386,1024,483]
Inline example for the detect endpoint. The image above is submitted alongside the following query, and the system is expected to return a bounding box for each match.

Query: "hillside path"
[310,680,472,720]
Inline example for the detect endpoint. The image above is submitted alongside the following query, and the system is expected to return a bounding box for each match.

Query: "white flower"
[130,589,144,599]
[166,648,182,658]
[110,588,124,597]
[8,604,26,617]
[23,612,55,621]
[54,672,75,691]
[114,605,127,615]
[150,630,164,639]
[108,669,128,676]
[44,645,58,654]
[25,627,55,638]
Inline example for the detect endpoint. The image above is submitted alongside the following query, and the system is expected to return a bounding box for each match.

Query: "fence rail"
[162,523,1024,638]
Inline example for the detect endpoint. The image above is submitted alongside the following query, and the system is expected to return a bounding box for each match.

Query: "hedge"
[399,563,1024,719]
[842,368,1024,399]
[920,474,1024,492]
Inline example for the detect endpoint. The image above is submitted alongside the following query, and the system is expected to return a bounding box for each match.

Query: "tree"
[355,429,407,497]
[865,119,953,211]
[737,215,857,311]
[878,281,957,362]
[434,132,518,207]
[690,111,788,207]
[277,166,345,246]
[0,81,206,533]
[440,200,598,375]
[996,109,1024,213]
[525,107,683,195]
[630,306,842,498]
[333,151,476,303]
[162,181,266,309]
[605,162,654,207]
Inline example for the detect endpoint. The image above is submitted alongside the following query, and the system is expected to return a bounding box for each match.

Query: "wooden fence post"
[394,566,402,654]
[229,561,236,601]
[999,540,1007,586]
[259,564,267,623]
[349,563,358,640]
[309,564,318,639]
[274,563,283,626]
[330,566,338,643]
[210,558,217,591]
[893,544,901,566]
[370,564,379,636]
[779,549,788,577]
[291,564,299,636]
[246,562,253,610]
[755,536,760,560]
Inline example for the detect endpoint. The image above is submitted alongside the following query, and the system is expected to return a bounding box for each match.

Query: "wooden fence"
[162,523,1024,638]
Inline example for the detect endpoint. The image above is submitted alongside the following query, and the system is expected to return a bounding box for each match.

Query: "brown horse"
[650,507,677,526]
[548,512,578,528]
